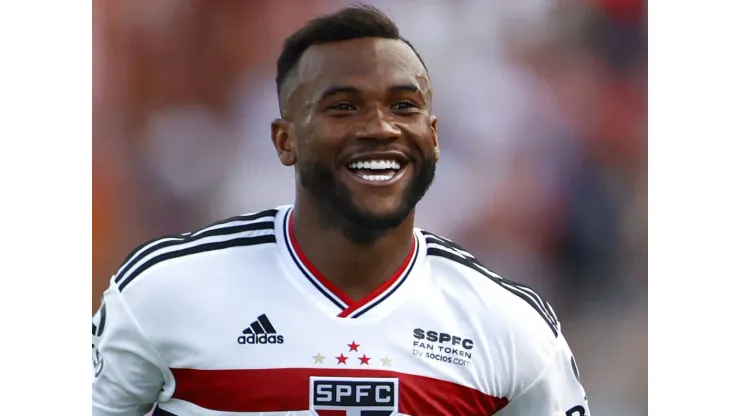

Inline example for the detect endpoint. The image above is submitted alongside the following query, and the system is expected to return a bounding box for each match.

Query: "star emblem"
[380,356,393,367]
[336,353,348,365]
[347,341,360,352]
[359,354,371,365]
[313,353,325,364]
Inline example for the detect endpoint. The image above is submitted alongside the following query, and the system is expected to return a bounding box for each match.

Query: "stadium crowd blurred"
[92,0,646,414]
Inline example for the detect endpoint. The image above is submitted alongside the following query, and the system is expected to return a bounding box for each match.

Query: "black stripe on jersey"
[118,234,276,292]
[115,209,276,273]
[152,406,177,416]
[423,231,559,337]
[96,302,107,336]
[281,211,346,310]
[424,233,557,327]
[115,209,277,285]
[115,220,273,284]
[114,209,277,276]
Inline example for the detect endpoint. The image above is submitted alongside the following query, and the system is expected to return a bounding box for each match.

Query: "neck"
[290,199,416,303]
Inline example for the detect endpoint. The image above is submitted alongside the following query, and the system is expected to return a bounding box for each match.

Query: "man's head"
[271,5,439,243]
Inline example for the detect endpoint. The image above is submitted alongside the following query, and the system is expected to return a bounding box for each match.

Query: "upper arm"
[497,333,590,416]
[92,277,169,416]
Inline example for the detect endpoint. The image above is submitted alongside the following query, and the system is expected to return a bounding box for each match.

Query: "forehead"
[296,38,429,97]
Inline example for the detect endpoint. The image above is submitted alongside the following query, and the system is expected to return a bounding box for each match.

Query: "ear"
[430,115,440,158]
[271,118,297,166]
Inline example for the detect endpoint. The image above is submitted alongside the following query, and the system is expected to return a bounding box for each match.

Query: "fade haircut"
[275,4,428,116]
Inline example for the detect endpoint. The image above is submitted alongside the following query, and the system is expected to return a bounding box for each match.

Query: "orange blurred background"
[93,1,646,414]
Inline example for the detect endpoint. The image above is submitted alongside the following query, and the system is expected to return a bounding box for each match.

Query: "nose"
[354,107,401,141]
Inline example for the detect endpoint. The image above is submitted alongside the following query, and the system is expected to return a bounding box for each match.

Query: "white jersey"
[92,205,590,416]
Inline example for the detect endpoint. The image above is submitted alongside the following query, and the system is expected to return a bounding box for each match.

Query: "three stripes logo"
[237,314,284,345]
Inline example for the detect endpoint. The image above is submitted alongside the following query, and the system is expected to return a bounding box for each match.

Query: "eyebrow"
[317,84,422,102]
[317,86,360,102]
[388,84,420,94]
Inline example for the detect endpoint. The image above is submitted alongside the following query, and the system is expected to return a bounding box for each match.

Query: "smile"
[345,158,408,184]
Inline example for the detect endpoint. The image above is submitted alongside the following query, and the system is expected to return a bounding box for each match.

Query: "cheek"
[404,123,437,149]
[302,126,344,161]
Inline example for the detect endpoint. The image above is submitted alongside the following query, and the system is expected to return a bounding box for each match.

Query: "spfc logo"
[309,376,399,416]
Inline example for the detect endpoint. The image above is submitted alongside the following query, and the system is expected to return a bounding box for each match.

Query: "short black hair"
[275,4,427,113]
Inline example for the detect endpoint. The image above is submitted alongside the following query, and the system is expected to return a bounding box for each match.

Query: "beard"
[298,153,436,244]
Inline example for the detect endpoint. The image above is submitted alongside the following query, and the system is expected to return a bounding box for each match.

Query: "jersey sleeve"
[92,277,169,416]
[498,332,590,416]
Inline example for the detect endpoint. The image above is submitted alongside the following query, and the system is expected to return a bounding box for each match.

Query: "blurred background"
[92,0,646,414]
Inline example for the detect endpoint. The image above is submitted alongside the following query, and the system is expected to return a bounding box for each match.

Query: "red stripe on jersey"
[288,212,417,317]
[288,213,355,306]
[170,367,508,415]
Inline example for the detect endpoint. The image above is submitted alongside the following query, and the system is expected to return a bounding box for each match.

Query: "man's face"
[277,37,438,236]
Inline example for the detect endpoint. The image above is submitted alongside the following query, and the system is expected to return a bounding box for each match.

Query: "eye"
[391,100,419,112]
[328,102,356,112]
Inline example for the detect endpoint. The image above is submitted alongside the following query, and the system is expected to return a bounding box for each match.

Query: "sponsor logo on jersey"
[238,314,284,345]
[92,343,104,377]
[310,376,399,416]
[411,328,474,368]
[92,301,107,377]
[565,405,587,416]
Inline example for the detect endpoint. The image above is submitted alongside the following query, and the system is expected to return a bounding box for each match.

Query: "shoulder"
[111,207,280,296]
[420,229,563,384]
[420,229,560,340]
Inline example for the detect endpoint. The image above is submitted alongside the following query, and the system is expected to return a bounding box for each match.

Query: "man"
[92,5,590,416]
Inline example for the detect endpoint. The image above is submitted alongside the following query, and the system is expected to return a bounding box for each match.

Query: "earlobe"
[430,115,440,161]
[271,119,298,166]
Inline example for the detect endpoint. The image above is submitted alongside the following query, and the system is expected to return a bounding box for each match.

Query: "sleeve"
[92,277,168,416]
[497,332,591,416]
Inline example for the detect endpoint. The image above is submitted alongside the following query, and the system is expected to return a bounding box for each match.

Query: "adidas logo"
[237,314,284,345]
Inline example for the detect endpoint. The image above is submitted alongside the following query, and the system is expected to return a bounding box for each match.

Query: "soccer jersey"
[92,205,590,416]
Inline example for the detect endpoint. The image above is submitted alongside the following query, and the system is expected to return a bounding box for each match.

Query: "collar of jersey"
[281,206,420,319]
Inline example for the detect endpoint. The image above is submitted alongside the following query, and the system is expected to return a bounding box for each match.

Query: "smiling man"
[92,5,590,416]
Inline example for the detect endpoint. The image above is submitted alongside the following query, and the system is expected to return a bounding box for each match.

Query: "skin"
[271,37,439,302]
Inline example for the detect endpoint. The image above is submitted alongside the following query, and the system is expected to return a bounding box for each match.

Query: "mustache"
[339,144,425,162]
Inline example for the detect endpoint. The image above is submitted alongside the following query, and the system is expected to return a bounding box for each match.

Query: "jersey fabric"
[92,205,590,416]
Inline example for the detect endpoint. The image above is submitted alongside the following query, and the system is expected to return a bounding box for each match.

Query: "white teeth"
[361,173,395,181]
[348,159,401,170]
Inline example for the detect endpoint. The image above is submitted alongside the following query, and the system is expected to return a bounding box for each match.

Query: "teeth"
[348,159,401,170]
[361,173,395,181]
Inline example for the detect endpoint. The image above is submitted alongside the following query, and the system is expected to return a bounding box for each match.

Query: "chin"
[344,200,412,231]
